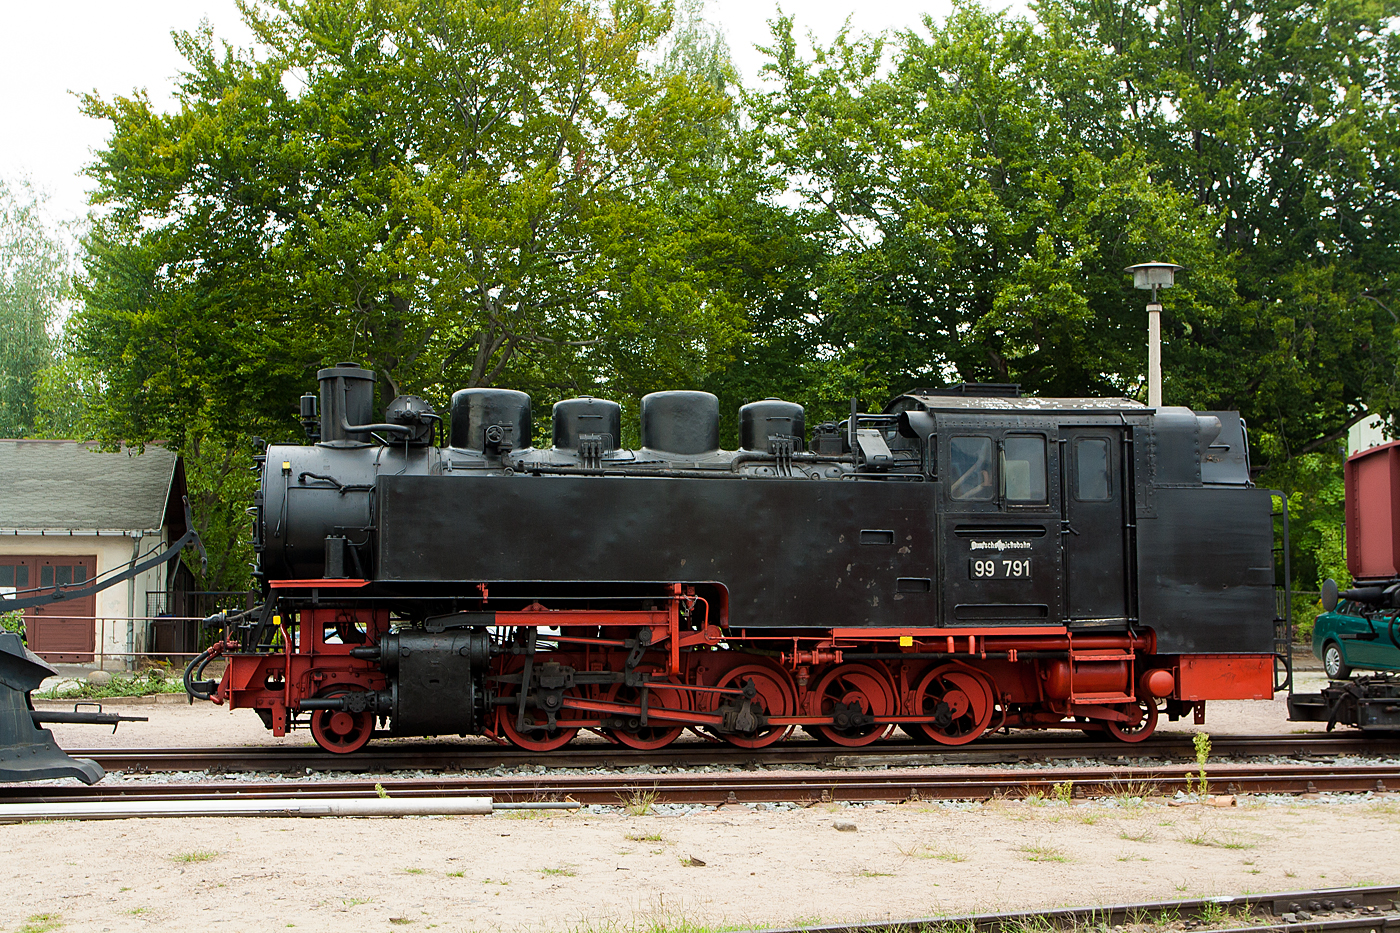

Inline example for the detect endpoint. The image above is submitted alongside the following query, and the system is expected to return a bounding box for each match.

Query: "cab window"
[1074,437,1111,501]
[949,436,994,501]
[1002,435,1048,504]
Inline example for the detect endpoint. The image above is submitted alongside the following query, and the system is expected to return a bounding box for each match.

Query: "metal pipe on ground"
[0,797,578,822]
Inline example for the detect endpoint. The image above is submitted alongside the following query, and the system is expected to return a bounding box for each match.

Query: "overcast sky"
[0,0,962,226]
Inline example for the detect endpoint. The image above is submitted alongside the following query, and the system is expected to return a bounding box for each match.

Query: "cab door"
[1060,429,1129,628]
[940,428,1062,627]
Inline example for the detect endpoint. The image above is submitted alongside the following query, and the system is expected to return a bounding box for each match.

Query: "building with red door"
[0,440,189,667]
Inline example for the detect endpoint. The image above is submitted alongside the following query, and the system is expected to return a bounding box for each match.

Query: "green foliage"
[70,0,750,586]
[0,177,69,438]
[1193,731,1211,799]
[742,3,1233,424]
[1042,0,1400,457]
[61,0,1397,586]
[738,0,1399,453]
[36,668,184,700]
[0,609,23,636]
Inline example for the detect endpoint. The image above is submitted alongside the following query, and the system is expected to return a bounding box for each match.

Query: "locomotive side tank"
[192,364,1285,753]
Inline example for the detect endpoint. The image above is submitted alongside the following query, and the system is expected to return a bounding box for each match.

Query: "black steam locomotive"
[186,363,1284,753]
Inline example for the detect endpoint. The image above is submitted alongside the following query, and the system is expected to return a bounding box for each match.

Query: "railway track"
[59,731,1400,774]
[7,761,1400,807]
[745,886,1400,933]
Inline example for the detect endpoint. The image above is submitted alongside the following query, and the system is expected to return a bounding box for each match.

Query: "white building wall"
[0,528,170,666]
[1349,415,1393,456]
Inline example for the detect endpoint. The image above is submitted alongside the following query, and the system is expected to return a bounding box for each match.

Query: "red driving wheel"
[309,690,375,754]
[910,664,995,746]
[494,660,586,752]
[1105,698,1160,743]
[700,661,797,749]
[809,663,897,747]
[604,678,688,750]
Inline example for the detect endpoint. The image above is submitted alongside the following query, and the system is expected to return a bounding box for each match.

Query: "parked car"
[1312,600,1400,679]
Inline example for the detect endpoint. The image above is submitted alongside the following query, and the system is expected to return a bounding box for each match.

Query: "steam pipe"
[342,416,412,437]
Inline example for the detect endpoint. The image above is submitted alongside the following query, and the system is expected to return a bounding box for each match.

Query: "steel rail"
[736,885,1400,933]
[6,763,1400,806]
[60,728,1400,773]
[59,731,1400,775]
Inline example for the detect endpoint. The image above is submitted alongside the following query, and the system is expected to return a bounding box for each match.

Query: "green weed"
[621,787,659,817]
[170,850,219,864]
[37,668,183,700]
[18,914,62,933]
[1019,843,1070,863]
[899,844,967,862]
[1193,731,1211,798]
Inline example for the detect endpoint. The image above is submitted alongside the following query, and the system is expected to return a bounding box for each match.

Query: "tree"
[1040,0,1400,464]
[744,5,1231,420]
[0,178,68,438]
[70,0,743,586]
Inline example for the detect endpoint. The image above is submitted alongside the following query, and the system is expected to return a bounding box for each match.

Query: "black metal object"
[0,632,105,784]
[377,474,941,630]
[378,629,490,736]
[31,703,148,730]
[0,497,206,612]
[1290,674,1400,730]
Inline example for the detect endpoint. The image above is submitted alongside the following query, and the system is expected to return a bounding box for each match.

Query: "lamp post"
[1125,262,1182,409]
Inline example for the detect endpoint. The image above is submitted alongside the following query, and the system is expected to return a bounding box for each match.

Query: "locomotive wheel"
[910,665,995,746]
[309,690,375,755]
[494,660,586,752]
[703,662,797,749]
[604,680,687,750]
[1105,698,1160,743]
[497,697,583,751]
[809,663,897,747]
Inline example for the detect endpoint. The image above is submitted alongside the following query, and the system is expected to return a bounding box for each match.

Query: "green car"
[1313,600,1400,679]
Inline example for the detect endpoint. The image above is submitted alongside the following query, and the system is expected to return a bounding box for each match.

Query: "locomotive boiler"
[186,363,1286,753]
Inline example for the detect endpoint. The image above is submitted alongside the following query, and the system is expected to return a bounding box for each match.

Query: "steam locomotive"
[185,363,1285,753]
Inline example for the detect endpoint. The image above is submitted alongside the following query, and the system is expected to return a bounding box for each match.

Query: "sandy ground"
[4,794,1399,933]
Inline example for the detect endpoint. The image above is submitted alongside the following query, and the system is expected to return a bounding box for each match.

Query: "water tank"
[450,388,532,453]
[552,397,622,450]
[739,399,805,452]
[640,391,719,455]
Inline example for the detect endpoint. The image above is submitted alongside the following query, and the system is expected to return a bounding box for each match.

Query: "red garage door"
[1,556,97,663]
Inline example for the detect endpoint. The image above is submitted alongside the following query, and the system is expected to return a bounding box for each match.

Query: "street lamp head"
[1125,262,1183,291]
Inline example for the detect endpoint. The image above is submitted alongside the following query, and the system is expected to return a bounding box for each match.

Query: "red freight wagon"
[1345,440,1400,583]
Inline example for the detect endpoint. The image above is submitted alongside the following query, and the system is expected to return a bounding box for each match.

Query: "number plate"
[969,557,1032,579]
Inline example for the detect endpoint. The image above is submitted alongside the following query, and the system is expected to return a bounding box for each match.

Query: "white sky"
[0,0,958,226]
